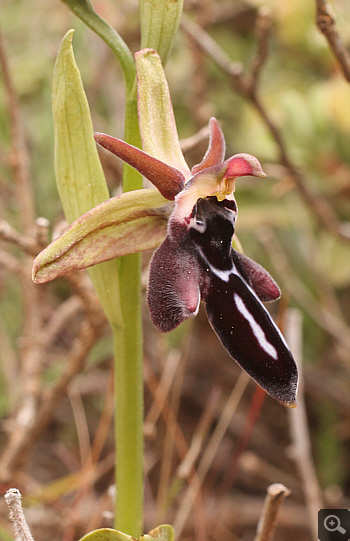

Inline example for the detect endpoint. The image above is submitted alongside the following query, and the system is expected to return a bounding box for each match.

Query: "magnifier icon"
[324,515,346,534]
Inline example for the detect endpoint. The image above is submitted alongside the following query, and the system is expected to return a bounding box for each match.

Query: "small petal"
[94,133,185,200]
[191,118,226,175]
[224,153,266,179]
[232,250,281,302]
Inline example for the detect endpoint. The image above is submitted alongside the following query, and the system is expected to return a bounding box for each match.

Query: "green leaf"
[52,30,122,325]
[78,529,133,541]
[77,525,175,541]
[32,189,170,283]
[140,0,183,64]
[135,49,190,179]
[143,524,175,540]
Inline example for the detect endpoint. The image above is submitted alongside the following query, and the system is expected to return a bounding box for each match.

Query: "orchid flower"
[33,48,298,407]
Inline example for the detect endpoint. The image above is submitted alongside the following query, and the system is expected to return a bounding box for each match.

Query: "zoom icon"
[318,509,350,540]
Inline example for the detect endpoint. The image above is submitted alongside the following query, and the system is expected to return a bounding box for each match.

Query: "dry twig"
[173,372,249,538]
[254,483,291,541]
[180,124,210,154]
[0,317,106,483]
[5,488,34,541]
[0,220,41,256]
[315,0,350,82]
[181,12,350,242]
[256,226,350,356]
[286,309,322,541]
[0,29,35,229]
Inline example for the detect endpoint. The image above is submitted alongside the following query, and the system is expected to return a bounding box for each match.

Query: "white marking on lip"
[234,293,278,359]
[232,267,291,351]
[195,246,231,282]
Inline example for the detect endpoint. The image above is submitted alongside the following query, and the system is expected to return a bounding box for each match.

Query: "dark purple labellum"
[148,197,298,406]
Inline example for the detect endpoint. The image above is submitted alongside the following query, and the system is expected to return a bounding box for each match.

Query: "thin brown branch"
[0,267,106,484]
[181,14,244,86]
[315,0,350,82]
[0,318,105,483]
[144,348,182,437]
[254,483,291,541]
[246,7,273,95]
[173,372,249,538]
[153,340,189,521]
[0,220,42,256]
[0,248,23,275]
[39,296,82,349]
[250,96,350,240]
[0,28,35,230]
[181,14,350,242]
[286,309,322,541]
[180,124,210,154]
[177,386,221,479]
[144,356,188,458]
[256,226,350,355]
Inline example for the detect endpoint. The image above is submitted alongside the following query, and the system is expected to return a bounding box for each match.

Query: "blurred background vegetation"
[0,0,349,539]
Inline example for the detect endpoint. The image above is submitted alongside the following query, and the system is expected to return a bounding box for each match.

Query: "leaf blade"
[52,30,122,325]
[33,189,170,283]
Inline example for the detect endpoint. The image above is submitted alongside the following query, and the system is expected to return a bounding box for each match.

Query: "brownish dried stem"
[5,488,34,541]
[0,261,106,483]
[180,124,210,155]
[250,95,350,240]
[155,338,190,522]
[0,220,42,256]
[0,248,23,275]
[256,226,350,355]
[181,14,350,242]
[0,27,48,490]
[245,7,273,95]
[173,372,249,538]
[286,309,322,541]
[315,0,350,82]
[0,28,35,230]
[0,317,105,483]
[254,483,291,541]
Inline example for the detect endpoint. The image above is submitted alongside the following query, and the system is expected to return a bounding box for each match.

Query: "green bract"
[140,0,183,64]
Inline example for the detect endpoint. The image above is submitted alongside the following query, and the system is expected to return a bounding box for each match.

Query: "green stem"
[112,252,143,535]
[113,84,144,536]
[60,0,135,90]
